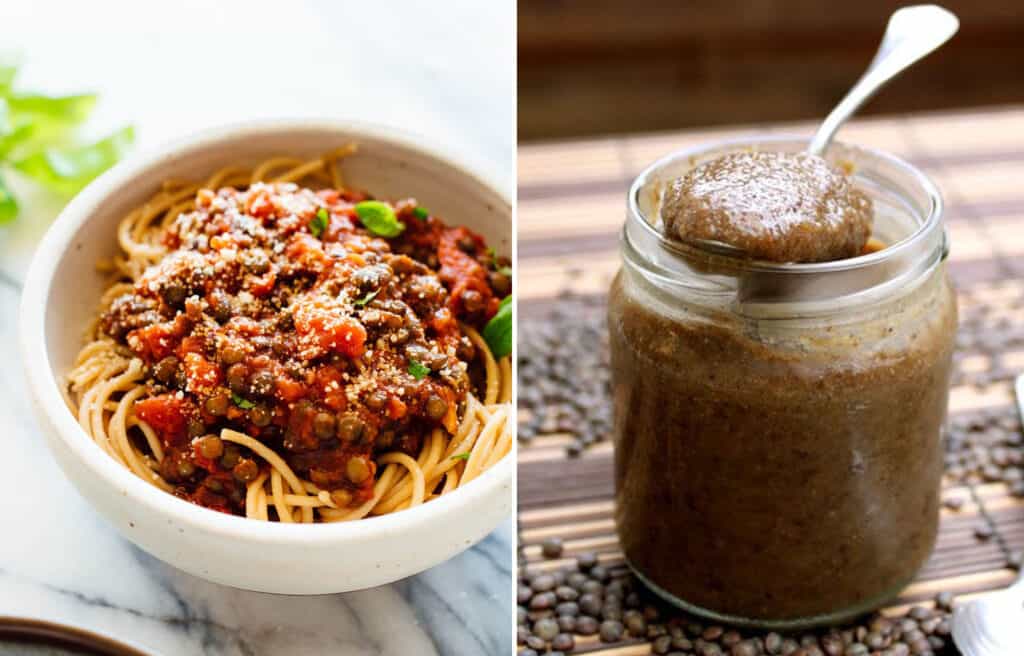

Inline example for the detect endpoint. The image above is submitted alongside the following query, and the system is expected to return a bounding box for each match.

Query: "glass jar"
[608,137,957,628]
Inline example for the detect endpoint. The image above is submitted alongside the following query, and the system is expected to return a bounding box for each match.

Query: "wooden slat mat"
[517,106,1024,653]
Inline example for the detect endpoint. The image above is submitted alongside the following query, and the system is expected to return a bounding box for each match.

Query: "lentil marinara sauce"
[98,181,510,516]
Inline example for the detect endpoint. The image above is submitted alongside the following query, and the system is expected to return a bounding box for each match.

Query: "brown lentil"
[425,395,448,421]
[204,392,230,416]
[345,456,371,484]
[196,435,224,460]
[232,458,259,482]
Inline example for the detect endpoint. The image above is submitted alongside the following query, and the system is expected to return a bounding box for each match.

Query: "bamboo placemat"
[517,106,1024,654]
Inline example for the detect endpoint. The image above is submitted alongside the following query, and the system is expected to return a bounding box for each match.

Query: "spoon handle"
[807,5,959,157]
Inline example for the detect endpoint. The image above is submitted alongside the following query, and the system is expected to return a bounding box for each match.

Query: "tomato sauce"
[101,182,510,516]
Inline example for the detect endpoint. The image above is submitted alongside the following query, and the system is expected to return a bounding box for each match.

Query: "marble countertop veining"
[0,1,515,654]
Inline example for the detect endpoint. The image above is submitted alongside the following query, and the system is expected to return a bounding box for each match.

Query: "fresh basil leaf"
[481,294,512,358]
[0,98,36,158]
[231,392,256,409]
[450,452,471,461]
[0,174,18,223]
[13,124,133,195]
[0,99,19,155]
[7,93,96,123]
[355,200,404,237]
[310,207,328,238]
[0,118,33,159]
[5,93,98,149]
[408,359,431,380]
[412,206,429,219]
[354,289,379,307]
[0,61,18,95]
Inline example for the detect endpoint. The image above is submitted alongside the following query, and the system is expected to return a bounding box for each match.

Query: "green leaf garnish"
[0,174,18,224]
[0,99,31,159]
[0,119,33,160]
[309,207,329,238]
[412,206,429,219]
[355,200,404,237]
[6,93,96,123]
[497,265,512,276]
[231,393,256,409]
[408,360,431,380]
[0,60,18,94]
[354,289,379,307]
[14,125,133,195]
[6,93,98,149]
[0,61,129,223]
[450,452,471,461]
[482,295,512,359]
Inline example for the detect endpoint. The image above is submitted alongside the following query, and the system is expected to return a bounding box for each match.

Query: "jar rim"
[627,134,945,275]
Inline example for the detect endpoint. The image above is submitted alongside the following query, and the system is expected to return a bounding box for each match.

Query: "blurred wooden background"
[518,0,1024,141]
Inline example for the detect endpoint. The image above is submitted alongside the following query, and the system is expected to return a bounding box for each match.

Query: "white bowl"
[19,120,514,594]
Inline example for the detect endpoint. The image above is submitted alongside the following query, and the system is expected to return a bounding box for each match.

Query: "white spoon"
[951,373,1024,655]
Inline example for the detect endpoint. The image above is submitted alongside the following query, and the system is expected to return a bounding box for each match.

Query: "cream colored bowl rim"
[19,118,515,545]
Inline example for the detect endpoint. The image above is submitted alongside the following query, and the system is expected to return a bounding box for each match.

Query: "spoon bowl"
[950,373,1024,655]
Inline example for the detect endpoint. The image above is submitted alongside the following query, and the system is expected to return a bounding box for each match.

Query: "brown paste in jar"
[609,149,957,623]
[608,272,956,621]
[661,152,873,263]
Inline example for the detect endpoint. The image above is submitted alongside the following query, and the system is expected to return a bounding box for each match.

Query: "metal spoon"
[807,4,959,156]
[950,373,1024,656]
[682,4,959,255]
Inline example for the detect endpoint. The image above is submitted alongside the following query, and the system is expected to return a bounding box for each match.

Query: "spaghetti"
[66,148,513,522]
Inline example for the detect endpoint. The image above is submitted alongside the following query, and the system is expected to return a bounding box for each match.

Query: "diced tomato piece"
[317,189,340,204]
[191,446,219,474]
[327,318,366,358]
[225,316,262,336]
[178,335,206,355]
[182,352,220,393]
[248,271,277,297]
[314,367,347,410]
[294,307,366,359]
[437,227,495,318]
[135,394,190,447]
[323,391,346,411]
[247,191,274,218]
[285,233,324,260]
[127,323,179,361]
[430,307,456,335]
[386,397,407,420]
[275,375,307,403]
[162,231,181,249]
[196,189,215,208]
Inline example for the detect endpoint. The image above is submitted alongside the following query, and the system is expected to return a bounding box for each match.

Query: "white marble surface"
[0,2,514,654]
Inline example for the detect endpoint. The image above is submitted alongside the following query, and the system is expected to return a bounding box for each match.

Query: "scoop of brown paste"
[660,151,873,263]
